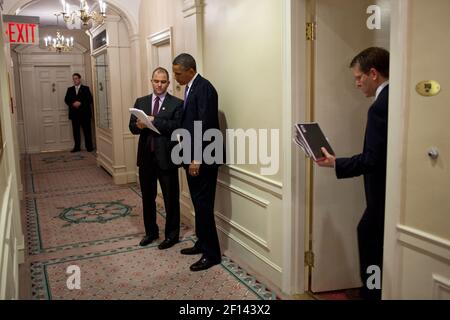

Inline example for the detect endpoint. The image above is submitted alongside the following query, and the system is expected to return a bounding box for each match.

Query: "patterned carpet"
[23,151,278,300]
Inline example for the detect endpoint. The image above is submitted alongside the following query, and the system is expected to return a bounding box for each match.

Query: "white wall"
[0,11,25,300]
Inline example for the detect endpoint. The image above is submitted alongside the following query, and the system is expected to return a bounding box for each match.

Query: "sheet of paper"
[129,108,161,134]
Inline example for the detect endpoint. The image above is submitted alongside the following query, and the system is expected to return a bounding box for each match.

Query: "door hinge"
[306,22,316,41]
[305,251,315,267]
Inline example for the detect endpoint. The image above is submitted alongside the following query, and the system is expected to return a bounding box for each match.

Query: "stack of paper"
[293,123,335,161]
[129,108,161,134]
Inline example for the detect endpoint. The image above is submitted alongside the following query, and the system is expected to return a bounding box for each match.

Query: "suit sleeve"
[197,83,219,132]
[129,99,144,135]
[153,99,183,136]
[193,83,219,162]
[64,88,72,107]
[335,106,388,179]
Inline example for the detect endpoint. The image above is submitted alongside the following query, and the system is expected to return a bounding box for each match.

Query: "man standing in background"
[64,73,94,153]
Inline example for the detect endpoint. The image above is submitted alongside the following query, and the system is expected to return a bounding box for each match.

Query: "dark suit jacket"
[64,85,93,121]
[181,74,224,166]
[335,85,389,230]
[129,93,183,171]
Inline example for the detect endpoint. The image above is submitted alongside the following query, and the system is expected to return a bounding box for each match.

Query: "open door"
[305,0,391,293]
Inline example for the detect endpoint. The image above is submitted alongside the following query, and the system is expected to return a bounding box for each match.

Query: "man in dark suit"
[317,47,390,300]
[129,67,183,250]
[64,73,94,152]
[173,53,223,272]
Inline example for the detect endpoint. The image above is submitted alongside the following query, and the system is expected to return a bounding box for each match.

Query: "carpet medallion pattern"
[23,152,278,300]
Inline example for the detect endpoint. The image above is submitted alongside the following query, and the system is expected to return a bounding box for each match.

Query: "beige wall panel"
[203,0,283,182]
[403,0,450,240]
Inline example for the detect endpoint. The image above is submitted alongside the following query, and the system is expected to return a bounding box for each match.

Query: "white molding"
[217,224,282,274]
[221,165,283,198]
[89,23,106,38]
[123,133,135,140]
[432,274,450,300]
[97,151,113,171]
[97,134,113,145]
[129,34,140,43]
[148,28,172,46]
[382,0,411,300]
[112,164,127,171]
[182,0,204,18]
[146,27,174,94]
[96,127,113,138]
[397,225,450,261]
[105,16,122,23]
[217,179,270,208]
[14,42,88,55]
[18,53,84,66]
[215,210,269,250]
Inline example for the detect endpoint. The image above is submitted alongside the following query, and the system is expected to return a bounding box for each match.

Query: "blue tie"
[183,85,189,110]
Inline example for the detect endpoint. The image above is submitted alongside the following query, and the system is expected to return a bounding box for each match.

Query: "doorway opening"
[291,0,391,297]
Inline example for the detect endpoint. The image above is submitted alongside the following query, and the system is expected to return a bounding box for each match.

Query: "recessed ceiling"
[17,0,103,27]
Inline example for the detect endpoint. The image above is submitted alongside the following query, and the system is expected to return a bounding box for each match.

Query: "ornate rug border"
[30,239,277,301]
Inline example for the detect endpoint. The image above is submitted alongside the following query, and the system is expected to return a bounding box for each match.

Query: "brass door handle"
[52,83,56,93]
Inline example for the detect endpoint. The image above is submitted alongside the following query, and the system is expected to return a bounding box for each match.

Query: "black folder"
[294,123,335,161]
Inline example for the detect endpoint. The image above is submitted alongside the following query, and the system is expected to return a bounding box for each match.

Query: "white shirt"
[75,85,81,95]
[375,80,389,100]
[186,73,200,98]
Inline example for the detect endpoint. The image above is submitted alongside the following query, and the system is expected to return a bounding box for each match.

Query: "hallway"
[19,151,277,300]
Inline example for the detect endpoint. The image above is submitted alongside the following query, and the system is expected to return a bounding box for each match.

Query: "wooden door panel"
[36,66,73,151]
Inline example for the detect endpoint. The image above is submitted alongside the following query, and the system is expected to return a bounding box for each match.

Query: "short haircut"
[173,53,197,72]
[72,73,82,79]
[350,47,390,78]
[152,67,170,80]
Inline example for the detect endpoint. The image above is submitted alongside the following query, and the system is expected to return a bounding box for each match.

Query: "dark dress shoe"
[158,238,179,250]
[70,148,80,153]
[190,256,221,272]
[86,148,94,152]
[139,235,159,247]
[180,246,202,255]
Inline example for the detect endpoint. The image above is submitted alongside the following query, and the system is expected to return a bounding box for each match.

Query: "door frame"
[14,44,88,153]
[34,65,73,152]
[281,0,309,295]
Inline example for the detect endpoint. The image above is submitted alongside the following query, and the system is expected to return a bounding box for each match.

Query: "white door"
[35,66,73,152]
[308,0,391,293]
[384,0,450,300]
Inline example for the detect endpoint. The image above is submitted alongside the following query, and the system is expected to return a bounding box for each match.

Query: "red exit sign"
[3,15,40,45]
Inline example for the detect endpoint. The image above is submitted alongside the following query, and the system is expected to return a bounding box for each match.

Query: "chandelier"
[44,14,74,53]
[61,0,107,27]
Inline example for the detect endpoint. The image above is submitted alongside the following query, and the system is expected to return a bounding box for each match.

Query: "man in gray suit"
[129,67,183,250]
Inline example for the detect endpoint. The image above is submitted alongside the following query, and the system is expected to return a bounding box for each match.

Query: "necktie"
[150,97,160,152]
[76,86,79,95]
[183,85,189,110]
[152,96,160,116]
